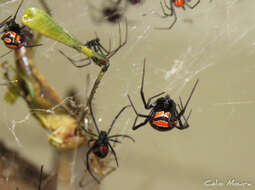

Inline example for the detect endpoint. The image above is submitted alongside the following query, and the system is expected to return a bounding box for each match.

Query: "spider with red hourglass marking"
[0,0,41,59]
[128,59,199,131]
[58,18,127,69]
[82,101,135,183]
[156,0,200,30]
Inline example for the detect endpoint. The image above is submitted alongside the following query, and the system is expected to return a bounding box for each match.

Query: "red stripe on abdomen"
[152,120,169,127]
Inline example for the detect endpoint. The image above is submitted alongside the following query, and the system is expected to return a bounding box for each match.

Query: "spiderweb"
[0,0,254,189]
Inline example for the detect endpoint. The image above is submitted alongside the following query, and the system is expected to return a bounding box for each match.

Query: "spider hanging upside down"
[128,59,199,131]
[0,0,41,59]
[157,0,200,30]
[82,101,135,183]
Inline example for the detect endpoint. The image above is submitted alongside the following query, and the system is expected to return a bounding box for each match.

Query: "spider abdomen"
[174,0,184,7]
[2,31,23,49]
[93,144,109,158]
[150,111,176,131]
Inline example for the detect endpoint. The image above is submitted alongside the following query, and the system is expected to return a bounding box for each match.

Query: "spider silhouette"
[82,102,135,183]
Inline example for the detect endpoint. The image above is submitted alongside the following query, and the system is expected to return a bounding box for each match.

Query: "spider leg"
[109,134,135,142]
[160,0,173,16]
[0,15,12,29]
[176,104,192,130]
[109,139,122,143]
[177,79,198,118]
[175,119,189,130]
[13,0,24,21]
[96,39,111,55]
[107,105,130,135]
[90,40,106,56]
[81,121,98,137]
[38,0,52,16]
[108,143,119,167]
[89,101,101,135]
[156,0,178,30]
[86,147,100,184]
[184,109,192,124]
[140,59,147,108]
[0,50,12,59]
[184,0,200,9]
[107,18,128,59]
[161,10,177,30]
[84,38,110,62]
[128,95,151,130]
[58,49,92,68]
[140,59,166,109]
[38,165,43,190]
[146,92,166,108]
[88,138,96,148]
[177,98,189,123]
[97,43,108,56]
[24,44,43,48]
[133,117,150,130]
[128,95,149,118]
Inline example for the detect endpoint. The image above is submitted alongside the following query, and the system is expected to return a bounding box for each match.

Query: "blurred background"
[0,0,254,189]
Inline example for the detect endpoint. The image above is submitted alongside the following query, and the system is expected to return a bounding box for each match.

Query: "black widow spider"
[82,102,135,183]
[0,0,41,59]
[157,0,200,30]
[128,59,199,131]
[58,18,127,69]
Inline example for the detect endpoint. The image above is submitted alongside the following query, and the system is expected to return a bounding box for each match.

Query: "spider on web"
[58,18,128,69]
[157,0,200,30]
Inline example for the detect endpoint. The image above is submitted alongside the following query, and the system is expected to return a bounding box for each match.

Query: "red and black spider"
[157,0,200,30]
[0,0,41,59]
[58,19,127,69]
[82,102,135,183]
[128,59,199,131]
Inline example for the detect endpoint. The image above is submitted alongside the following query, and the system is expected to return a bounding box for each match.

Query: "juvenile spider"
[58,18,127,69]
[82,102,135,183]
[0,0,41,59]
[128,59,199,131]
[157,0,200,30]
